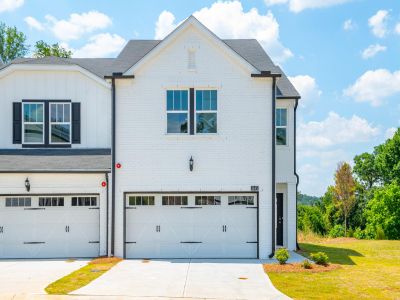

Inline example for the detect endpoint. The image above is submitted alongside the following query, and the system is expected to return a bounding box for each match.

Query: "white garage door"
[125,193,257,259]
[0,195,100,259]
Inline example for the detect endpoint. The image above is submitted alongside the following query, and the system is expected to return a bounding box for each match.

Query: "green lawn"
[45,257,122,295]
[267,239,400,300]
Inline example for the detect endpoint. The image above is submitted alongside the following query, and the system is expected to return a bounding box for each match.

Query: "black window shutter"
[72,103,81,144]
[13,102,22,144]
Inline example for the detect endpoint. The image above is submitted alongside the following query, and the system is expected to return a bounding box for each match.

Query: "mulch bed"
[263,263,341,273]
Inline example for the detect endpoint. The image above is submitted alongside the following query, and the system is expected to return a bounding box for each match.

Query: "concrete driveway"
[0,259,88,299]
[73,259,290,300]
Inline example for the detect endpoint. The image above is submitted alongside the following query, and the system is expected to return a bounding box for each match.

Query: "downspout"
[105,172,109,256]
[269,77,277,258]
[111,76,116,256]
[294,98,300,250]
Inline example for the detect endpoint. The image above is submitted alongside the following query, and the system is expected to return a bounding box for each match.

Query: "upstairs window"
[196,90,217,134]
[276,108,287,145]
[23,103,44,144]
[50,103,71,144]
[166,90,188,134]
[188,49,196,70]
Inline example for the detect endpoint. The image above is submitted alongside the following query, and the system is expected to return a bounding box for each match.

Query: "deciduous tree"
[33,40,72,58]
[0,22,29,64]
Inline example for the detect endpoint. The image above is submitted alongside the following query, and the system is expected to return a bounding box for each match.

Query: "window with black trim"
[276,108,287,145]
[39,197,64,207]
[128,196,155,206]
[162,195,188,205]
[23,103,44,144]
[72,197,97,206]
[5,197,31,207]
[50,103,71,144]
[196,90,217,134]
[195,195,221,205]
[166,90,188,134]
[228,196,255,205]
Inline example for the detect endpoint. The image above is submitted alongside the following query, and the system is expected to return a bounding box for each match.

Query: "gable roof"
[0,19,300,98]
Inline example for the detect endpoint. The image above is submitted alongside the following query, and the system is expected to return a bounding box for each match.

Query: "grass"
[45,257,122,295]
[267,238,400,300]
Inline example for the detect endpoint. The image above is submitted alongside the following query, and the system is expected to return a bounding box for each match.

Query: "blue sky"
[1,0,399,196]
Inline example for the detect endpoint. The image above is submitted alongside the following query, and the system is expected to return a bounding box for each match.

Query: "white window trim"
[22,102,45,145]
[166,89,189,135]
[49,102,72,145]
[195,90,218,135]
[276,107,288,147]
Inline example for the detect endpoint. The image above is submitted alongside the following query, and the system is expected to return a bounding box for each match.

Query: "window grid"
[166,90,189,134]
[49,103,71,144]
[195,90,218,134]
[72,197,97,206]
[22,103,44,144]
[5,197,31,207]
[195,195,221,205]
[228,196,255,206]
[162,196,188,206]
[128,196,155,206]
[39,197,64,207]
[276,108,287,146]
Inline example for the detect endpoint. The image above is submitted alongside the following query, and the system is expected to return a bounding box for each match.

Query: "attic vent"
[188,49,196,70]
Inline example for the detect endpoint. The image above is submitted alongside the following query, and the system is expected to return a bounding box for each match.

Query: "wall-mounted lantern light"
[25,178,30,192]
[189,156,194,172]
[116,163,122,169]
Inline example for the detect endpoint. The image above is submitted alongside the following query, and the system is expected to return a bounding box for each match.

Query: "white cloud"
[298,112,379,148]
[24,16,45,31]
[73,33,126,58]
[395,23,400,35]
[288,75,321,106]
[343,19,355,31]
[344,69,400,106]
[361,44,386,59]
[264,0,352,13]
[0,0,24,13]
[45,11,112,41]
[368,10,389,38]
[154,1,293,63]
[385,127,397,139]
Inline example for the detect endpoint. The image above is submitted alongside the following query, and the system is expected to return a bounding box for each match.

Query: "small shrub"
[346,228,354,237]
[310,252,329,266]
[329,224,345,238]
[354,227,367,239]
[275,248,290,265]
[302,259,312,269]
[375,226,386,240]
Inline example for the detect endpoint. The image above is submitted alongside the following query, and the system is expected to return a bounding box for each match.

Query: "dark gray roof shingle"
[0,39,299,98]
[0,149,111,172]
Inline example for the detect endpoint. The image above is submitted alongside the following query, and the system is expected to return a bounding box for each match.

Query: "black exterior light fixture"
[189,156,194,172]
[25,178,30,192]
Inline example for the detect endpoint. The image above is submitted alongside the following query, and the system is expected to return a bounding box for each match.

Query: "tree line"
[0,22,72,64]
[298,128,400,240]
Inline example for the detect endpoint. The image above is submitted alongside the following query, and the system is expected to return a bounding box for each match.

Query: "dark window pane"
[173,90,180,110]
[247,196,254,205]
[175,196,182,205]
[52,198,57,206]
[136,196,142,205]
[24,124,43,143]
[168,196,174,205]
[149,196,155,205]
[64,104,70,122]
[210,98,217,110]
[5,198,11,207]
[12,198,18,206]
[58,198,64,206]
[211,90,217,102]
[195,196,201,205]
[276,128,287,145]
[182,196,188,205]
[196,90,202,110]
[72,197,77,206]
[51,124,70,143]
[91,197,97,206]
[25,198,31,206]
[51,104,57,122]
[181,91,188,111]
[228,196,234,205]
[57,104,63,122]
[143,196,149,205]
[167,113,188,133]
[167,91,173,110]
[162,196,168,205]
[84,197,91,206]
[196,113,217,133]
[36,104,43,122]
[129,196,135,206]
[39,198,44,206]
[203,90,210,110]
[18,198,25,206]
[215,196,221,205]
[24,104,30,122]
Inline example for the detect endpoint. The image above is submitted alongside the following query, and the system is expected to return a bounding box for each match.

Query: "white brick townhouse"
[0,16,300,259]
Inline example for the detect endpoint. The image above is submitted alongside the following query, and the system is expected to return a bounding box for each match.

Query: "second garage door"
[0,195,100,259]
[125,193,258,259]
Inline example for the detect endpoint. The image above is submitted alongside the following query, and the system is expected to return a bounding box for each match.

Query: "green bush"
[375,226,386,240]
[274,248,290,265]
[302,259,312,269]
[346,228,354,237]
[329,224,345,238]
[354,227,367,239]
[310,252,329,266]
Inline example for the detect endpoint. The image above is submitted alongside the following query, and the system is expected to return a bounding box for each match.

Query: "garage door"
[125,193,257,259]
[0,195,100,259]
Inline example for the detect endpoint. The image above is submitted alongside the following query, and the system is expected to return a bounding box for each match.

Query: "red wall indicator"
[116,163,122,169]
[101,181,107,187]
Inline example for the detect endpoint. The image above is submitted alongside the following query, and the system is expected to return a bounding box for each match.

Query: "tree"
[0,22,29,64]
[33,40,72,58]
[353,152,380,189]
[333,162,356,236]
[375,128,400,185]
